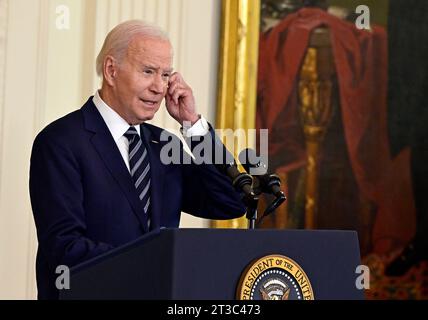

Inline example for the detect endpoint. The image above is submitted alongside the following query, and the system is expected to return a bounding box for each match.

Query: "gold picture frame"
[211,0,261,229]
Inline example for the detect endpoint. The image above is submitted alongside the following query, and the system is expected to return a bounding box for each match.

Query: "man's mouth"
[140,99,158,106]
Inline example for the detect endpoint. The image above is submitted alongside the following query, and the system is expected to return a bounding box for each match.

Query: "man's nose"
[150,74,166,94]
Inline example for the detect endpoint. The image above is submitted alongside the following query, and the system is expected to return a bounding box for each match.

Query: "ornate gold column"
[212,0,260,229]
[298,28,335,229]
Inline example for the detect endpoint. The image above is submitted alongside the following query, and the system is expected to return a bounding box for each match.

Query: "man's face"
[112,36,173,125]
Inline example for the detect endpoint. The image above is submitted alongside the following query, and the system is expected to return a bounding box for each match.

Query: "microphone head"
[238,148,268,175]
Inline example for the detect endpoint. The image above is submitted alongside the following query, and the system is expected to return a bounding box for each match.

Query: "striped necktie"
[124,127,151,224]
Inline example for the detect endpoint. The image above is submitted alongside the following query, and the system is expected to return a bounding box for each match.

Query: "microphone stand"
[226,165,285,229]
[245,194,259,230]
[230,171,260,229]
[247,175,286,228]
[235,148,287,228]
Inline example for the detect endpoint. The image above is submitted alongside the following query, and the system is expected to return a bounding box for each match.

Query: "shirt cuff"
[181,115,209,137]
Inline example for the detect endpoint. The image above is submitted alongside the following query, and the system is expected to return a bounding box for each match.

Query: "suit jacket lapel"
[140,124,165,231]
[82,100,149,232]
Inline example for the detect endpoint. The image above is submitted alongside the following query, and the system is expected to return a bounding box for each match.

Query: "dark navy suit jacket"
[29,98,245,299]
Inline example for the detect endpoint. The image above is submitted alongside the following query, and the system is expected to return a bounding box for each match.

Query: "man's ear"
[103,55,117,86]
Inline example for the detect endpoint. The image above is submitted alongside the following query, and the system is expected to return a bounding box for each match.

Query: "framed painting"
[214,0,428,299]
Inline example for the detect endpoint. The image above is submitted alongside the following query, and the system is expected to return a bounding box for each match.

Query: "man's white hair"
[96,20,170,77]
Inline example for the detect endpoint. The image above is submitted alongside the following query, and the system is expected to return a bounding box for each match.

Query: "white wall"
[0,0,220,299]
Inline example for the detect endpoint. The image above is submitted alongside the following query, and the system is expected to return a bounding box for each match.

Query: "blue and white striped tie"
[124,127,151,224]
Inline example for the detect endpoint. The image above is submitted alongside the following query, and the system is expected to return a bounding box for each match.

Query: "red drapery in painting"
[257,8,415,253]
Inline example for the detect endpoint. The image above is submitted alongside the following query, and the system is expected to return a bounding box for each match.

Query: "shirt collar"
[92,90,140,141]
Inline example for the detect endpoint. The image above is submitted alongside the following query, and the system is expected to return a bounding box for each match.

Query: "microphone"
[199,130,258,229]
[220,160,260,230]
[238,148,286,217]
[212,138,256,202]
[223,161,255,199]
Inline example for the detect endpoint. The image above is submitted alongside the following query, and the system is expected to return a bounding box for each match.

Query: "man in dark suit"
[29,20,245,299]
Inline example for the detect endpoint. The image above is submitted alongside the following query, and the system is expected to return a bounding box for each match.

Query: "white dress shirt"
[92,91,209,172]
